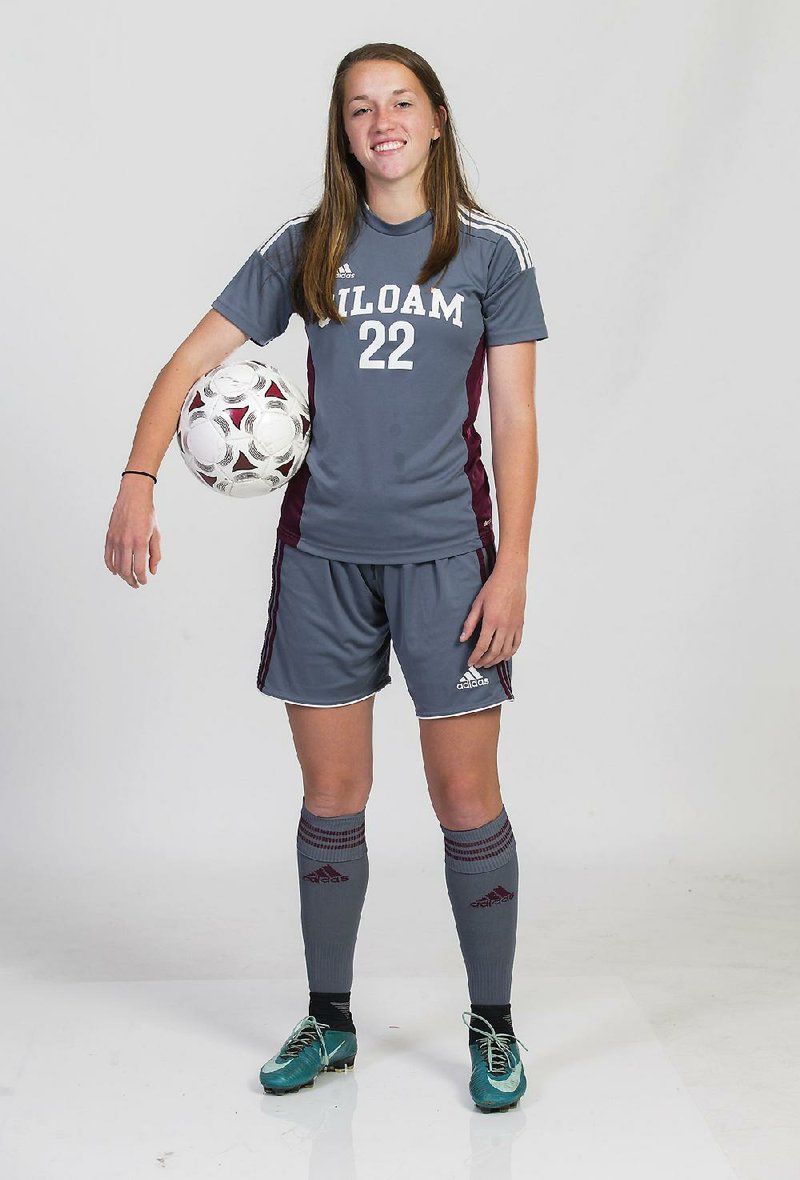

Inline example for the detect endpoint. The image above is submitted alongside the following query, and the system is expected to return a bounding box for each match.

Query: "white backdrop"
[3,6,799,1176]
[1,3,797,886]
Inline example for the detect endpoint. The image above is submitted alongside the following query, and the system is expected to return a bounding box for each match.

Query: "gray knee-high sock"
[296,801,369,993]
[441,805,519,1004]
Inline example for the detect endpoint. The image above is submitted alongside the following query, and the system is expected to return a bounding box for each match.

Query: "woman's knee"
[302,781,373,816]
[286,698,374,815]
[427,781,503,830]
[418,708,502,827]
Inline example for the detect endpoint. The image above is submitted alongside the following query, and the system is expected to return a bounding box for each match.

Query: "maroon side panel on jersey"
[277,345,317,546]
[462,333,495,551]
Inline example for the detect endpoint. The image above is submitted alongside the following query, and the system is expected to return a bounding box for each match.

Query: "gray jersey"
[211,199,548,563]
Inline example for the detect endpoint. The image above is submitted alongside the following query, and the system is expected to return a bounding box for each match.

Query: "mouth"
[371,140,406,154]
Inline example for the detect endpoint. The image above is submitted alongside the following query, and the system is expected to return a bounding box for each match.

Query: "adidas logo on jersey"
[456,664,490,690]
[336,262,356,279]
[302,864,350,883]
[470,884,516,908]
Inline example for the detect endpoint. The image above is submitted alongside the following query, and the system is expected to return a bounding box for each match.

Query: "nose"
[374,105,398,130]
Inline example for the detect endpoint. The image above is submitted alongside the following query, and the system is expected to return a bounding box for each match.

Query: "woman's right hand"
[103,312,248,589]
[104,482,162,589]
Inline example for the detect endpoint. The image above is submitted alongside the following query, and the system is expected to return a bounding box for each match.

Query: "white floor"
[0,860,797,1180]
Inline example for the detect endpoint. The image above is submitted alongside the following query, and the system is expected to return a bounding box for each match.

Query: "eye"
[352,100,413,117]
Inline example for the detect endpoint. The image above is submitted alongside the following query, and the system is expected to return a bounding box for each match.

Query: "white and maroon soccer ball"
[176,359,310,497]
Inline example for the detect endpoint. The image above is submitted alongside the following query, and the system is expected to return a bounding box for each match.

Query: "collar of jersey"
[359,199,433,236]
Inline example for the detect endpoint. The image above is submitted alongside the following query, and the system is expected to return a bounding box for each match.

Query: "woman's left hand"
[459,563,527,668]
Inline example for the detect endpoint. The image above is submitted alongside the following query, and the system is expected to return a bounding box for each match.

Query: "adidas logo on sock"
[456,664,490,690]
[336,262,356,279]
[303,864,350,883]
[470,884,515,908]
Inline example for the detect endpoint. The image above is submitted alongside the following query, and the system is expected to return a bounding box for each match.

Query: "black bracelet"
[121,470,157,484]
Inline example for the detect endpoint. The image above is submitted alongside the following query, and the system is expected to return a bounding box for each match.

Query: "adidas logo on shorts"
[456,664,490,690]
[336,261,356,279]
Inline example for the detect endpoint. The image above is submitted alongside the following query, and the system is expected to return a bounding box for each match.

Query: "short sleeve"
[211,248,295,347]
[481,233,548,346]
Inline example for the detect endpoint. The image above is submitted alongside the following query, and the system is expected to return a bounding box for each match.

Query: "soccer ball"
[176,359,310,497]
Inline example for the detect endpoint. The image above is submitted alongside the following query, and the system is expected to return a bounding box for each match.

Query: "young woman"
[105,42,547,1114]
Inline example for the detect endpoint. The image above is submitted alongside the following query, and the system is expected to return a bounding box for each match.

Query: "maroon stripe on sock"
[298,827,366,850]
[298,817,366,852]
[299,816,366,840]
[444,832,515,865]
[443,818,515,863]
[443,816,511,851]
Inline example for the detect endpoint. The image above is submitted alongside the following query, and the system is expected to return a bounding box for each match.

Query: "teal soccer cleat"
[462,1011,529,1113]
[260,1015,357,1095]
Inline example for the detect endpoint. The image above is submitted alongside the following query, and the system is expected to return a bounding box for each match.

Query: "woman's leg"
[286,694,376,1031]
[419,704,519,1040]
[419,703,503,830]
[286,694,375,816]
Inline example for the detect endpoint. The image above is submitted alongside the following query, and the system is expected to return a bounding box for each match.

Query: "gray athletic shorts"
[256,534,514,719]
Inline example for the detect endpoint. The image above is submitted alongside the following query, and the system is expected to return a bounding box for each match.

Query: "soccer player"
[105,42,547,1114]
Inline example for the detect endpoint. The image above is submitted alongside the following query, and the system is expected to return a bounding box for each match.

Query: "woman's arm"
[486,340,538,574]
[105,310,248,588]
[122,310,249,485]
[459,341,538,666]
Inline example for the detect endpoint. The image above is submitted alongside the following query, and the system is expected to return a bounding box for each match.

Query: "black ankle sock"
[468,1002,515,1045]
[309,990,356,1033]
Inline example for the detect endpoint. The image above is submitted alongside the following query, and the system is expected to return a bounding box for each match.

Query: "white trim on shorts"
[416,698,510,720]
[264,683,390,708]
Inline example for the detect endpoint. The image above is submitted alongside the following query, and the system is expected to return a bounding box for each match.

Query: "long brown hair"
[290,42,493,326]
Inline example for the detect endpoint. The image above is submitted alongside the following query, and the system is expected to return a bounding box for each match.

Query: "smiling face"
[342,59,444,201]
